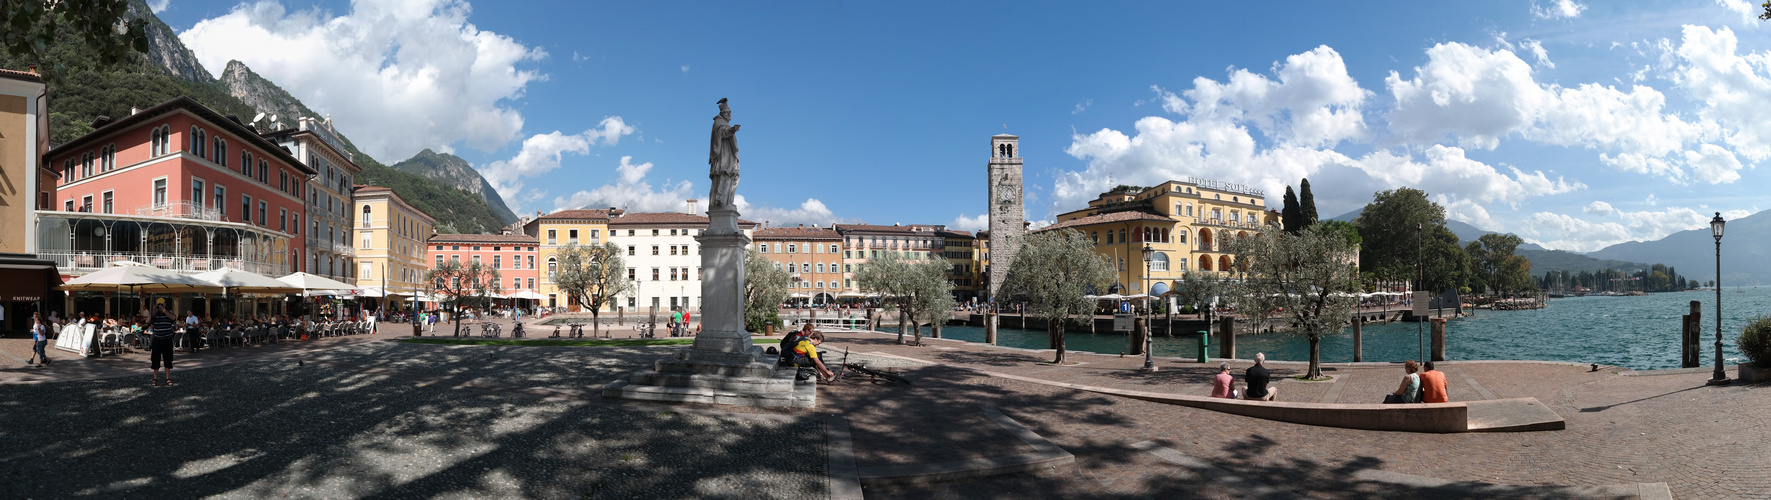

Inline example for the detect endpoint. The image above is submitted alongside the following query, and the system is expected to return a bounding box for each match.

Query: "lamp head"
[1712,212,1726,241]
[1141,243,1155,262]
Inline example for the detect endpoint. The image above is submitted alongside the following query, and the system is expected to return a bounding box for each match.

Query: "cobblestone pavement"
[11,324,1767,498]
[0,341,827,499]
[820,330,1767,499]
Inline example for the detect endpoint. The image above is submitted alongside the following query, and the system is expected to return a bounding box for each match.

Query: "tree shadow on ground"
[0,343,827,499]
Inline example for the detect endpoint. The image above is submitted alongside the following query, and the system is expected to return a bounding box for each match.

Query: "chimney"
[687,199,698,214]
[130,107,140,115]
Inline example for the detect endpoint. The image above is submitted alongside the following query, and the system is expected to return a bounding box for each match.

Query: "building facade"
[935,229,980,302]
[41,96,314,278]
[609,212,757,314]
[426,233,539,297]
[755,226,843,304]
[265,116,358,282]
[351,186,434,300]
[835,223,947,300]
[524,209,615,311]
[0,68,58,334]
[1042,178,1275,295]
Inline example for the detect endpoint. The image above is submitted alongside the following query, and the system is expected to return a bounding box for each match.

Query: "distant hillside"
[6,0,515,234]
[1588,209,1771,285]
[390,149,519,224]
[1330,208,1645,274]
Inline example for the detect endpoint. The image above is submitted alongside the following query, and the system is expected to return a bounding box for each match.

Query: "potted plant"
[1737,315,1771,382]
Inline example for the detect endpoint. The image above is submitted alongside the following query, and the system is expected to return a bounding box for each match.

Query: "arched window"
[190,126,201,155]
[242,150,252,173]
[547,257,558,278]
[1219,255,1232,272]
[361,204,372,228]
[258,159,268,182]
[214,138,227,166]
[1149,252,1169,272]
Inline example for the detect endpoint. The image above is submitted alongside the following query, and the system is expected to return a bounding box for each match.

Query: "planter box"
[1739,362,1771,383]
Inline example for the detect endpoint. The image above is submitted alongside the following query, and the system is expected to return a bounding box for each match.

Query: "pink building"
[39,96,314,278]
[427,233,540,296]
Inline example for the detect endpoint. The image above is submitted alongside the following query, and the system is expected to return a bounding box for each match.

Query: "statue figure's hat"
[717,97,728,105]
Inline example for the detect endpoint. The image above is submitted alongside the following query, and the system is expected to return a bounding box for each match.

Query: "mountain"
[1587,210,1771,285]
[1330,208,1649,274]
[6,0,517,234]
[389,149,519,224]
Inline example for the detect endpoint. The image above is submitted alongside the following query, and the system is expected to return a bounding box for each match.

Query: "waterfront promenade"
[2,316,1764,498]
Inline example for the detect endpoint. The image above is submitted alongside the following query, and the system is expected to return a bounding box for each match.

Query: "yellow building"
[936,229,980,302]
[1043,178,1275,295]
[523,208,617,311]
[352,186,435,307]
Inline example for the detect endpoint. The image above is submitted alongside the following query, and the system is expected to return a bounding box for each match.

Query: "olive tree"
[855,252,953,345]
[425,260,502,337]
[744,249,791,333]
[1001,229,1114,364]
[1228,223,1361,379]
[554,242,633,337]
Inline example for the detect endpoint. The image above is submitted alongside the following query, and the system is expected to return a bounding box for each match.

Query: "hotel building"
[755,225,843,304]
[1039,178,1276,296]
[352,186,434,301]
[609,212,757,314]
[264,116,358,282]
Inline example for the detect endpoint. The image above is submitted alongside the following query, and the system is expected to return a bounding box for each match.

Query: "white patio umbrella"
[61,265,223,293]
[277,272,361,292]
[507,290,545,300]
[194,268,303,295]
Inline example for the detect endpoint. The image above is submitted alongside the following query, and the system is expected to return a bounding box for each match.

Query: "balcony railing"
[136,202,225,221]
[1192,218,1263,230]
[40,250,289,277]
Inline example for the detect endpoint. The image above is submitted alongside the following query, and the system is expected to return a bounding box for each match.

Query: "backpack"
[777,331,804,366]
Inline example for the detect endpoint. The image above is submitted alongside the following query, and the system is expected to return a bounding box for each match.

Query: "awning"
[0,254,60,302]
[1149,282,1170,296]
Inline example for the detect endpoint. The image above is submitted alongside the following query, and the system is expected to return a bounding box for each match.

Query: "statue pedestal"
[603,208,816,408]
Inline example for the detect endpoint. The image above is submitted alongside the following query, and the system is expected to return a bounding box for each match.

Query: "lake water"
[876,287,1771,370]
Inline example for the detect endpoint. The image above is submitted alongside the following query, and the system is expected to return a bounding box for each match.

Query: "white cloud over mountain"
[180,0,545,161]
[552,156,695,214]
[483,117,635,208]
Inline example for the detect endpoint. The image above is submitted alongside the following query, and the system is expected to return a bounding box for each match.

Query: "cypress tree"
[1282,186,1301,234]
[1299,178,1318,227]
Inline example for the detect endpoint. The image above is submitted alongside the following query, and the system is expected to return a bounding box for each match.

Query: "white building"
[607,212,756,316]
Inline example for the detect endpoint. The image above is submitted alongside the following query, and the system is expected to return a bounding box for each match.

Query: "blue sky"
[156,0,1771,252]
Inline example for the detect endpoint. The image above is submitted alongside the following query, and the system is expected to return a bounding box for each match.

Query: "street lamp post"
[1141,243,1157,372]
[1417,222,1424,363]
[1709,212,1730,386]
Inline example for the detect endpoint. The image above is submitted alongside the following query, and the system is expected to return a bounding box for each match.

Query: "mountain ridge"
[389,149,520,224]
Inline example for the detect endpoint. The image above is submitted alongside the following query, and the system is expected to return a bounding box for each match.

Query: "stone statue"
[709,98,741,211]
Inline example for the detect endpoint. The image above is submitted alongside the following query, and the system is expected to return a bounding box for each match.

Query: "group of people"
[1207,353,1450,404]
[778,323,834,382]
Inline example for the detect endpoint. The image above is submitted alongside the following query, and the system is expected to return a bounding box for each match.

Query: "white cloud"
[681,65,691,73]
[1352,146,1584,207]
[1532,0,1587,19]
[1181,45,1370,147]
[179,0,545,161]
[1646,193,1659,206]
[1072,98,1092,114]
[1521,205,1752,252]
[551,156,696,214]
[736,196,848,228]
[1668,25,1771,161]
[481,117,634,209]
[1713,0,1758,24]
[1386,42,1549,149]
[1683,143,1746,184]
[951,214,988,232]
[148,0,171,14]
[1520,39,1554,69]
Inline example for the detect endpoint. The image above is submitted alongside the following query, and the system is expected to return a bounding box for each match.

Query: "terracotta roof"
[538,208,619,221]
[754,227,841,240]
[1034,211,1174,233]
[833,223,942,235]
[934,229,975,239]
[353,185,391,193]
[429,233,538,244]
[48,96,314,176]
[605,211,757,227]
[0,68,44,83]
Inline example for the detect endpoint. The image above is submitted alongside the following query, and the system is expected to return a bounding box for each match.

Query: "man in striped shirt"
[149,303,176,386]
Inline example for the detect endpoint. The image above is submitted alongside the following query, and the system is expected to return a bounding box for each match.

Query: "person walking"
[28,312,50,366]
[148,303,176,386]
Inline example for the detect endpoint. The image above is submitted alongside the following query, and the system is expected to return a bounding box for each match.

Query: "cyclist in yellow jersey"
[790,331,834,381]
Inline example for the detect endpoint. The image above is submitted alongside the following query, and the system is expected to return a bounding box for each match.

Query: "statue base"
[602,342,817,408]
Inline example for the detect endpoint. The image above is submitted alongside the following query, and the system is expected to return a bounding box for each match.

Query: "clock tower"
[987,133,1024,301]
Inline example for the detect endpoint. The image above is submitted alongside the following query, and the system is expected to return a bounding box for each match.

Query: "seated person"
[1386,360,1422,404]
[1244,352,1277,401]
[1211,362,1235,398]
[784,330,834,381]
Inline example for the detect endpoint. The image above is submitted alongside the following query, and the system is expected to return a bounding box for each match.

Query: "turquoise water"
[878,287,1771,370]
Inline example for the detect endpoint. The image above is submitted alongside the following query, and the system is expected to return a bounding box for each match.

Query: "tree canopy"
[1001,229,1114,363]
[1466,233,1535,296]
[1229,223,1362,379]
[854,251,954,344]
[425,259,501,337]
[553,242,632,335]
[2,0,148,79]
[1298,178,1318,228]
[744,249,791,333]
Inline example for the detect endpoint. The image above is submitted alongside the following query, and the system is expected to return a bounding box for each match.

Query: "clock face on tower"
[997,182,1017,212]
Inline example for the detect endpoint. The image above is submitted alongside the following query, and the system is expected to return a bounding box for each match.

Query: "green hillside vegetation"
[1518,248,1650,275]
[3,3,510,234]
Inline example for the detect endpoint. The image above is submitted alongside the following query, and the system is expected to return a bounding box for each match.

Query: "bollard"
[985,310,997,345]
[1197,330,1210,363]
[1353,316,1363,362]
[1130,317,1147,356]
[1430,318,1447,362]
[1684,300,1702,368]
[1217,317,1236,360]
